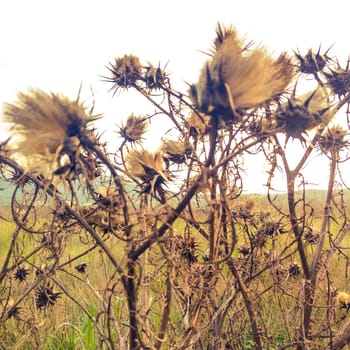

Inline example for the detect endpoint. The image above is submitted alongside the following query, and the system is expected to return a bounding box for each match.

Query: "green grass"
[45,323,86,350]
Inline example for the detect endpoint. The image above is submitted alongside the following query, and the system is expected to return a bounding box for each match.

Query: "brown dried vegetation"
[1,23,350,350]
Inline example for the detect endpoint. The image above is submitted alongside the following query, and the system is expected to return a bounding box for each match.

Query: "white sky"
[1,0,350,193]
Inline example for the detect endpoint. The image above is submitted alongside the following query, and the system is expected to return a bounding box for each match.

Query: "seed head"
[119,114,148,143]
[275,89,334,143]
[6,299,21,319]
[186,112,211,138]
[190,24,295,121]
[95,187,121,208]
[323,59,350,97]
[318,125,348,153]
[7,305,21,319]
[232,201,255,220]
[3,89,97,173]
[288,262,301,277]
[162,139,192,164]
[259,221,283,236]
[127,149,168,196]
[75,262,87,274]
[14,267,29,282]
[211,23,249,53]
[251,230,267,248]
[35,283,61,309]
[238,244,250,256]
[143,63,168,89]
[175,235,198,263]
[105,54,142,93]
[294,47,331,74]
[304,228,320,244]
[35,266,45,278]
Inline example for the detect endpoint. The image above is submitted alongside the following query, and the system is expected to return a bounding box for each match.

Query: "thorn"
[304,89,318,108]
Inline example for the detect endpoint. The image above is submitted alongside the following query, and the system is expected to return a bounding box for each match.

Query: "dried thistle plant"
[288,262,301,277]
[294,46,332,74]
[127,148,168,197]
[79,197,123,234]
[189,23,295,121]
[211,23,246,52]
[238,244,250,256]
[162,139,192,164]
[275,88,334,143]
[186,111,211,138]
[143,63,168,90]
[14,267,29,282]
[174,235,199,264]
[104,54,142,93]
[35,283,61,309]
[3,88,98,174]
[119,114,148,143]
[323,59,350,97]
[2,21,350,350]
[7,304,21,320]
[318,124,348,153]
[75,262,87,274]
[304,228,320,244]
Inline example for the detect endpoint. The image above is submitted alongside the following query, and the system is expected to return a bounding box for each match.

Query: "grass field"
[1,188,350,349]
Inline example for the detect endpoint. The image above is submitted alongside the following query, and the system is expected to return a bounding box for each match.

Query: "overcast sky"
[1,0,350,192]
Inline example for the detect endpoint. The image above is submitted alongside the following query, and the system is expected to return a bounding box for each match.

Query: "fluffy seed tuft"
[127,149,168,198]
[3,88,98,174]
[190,24,295,122]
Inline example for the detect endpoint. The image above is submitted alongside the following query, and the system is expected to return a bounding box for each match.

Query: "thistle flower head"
[119,114,148,143]
[214,49,294,109]
[162,139,192,164]
[14,267,29,282]
[75,262,87,274]
[35,283,61,309]
[288,262,301,277]
[190,24,295,121]
[275,88,334,143]
[304,228,320,244]
[238,244,250,256]
[212,23,245,52]
[105,54,142,93]
[323,59,350,97]
[96,187,121,208]
[294,46,331,74]
[3,88,98,173]
[318,124,348,153]
[251,230,267,248]
[127,148,168,196]
[186,112,211,138]
[175,235,198,263]
[6,299,21,319]
[7,305,21,319]
[259,220,284,236]
[232,200,255,220]
[143,63,168,89]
